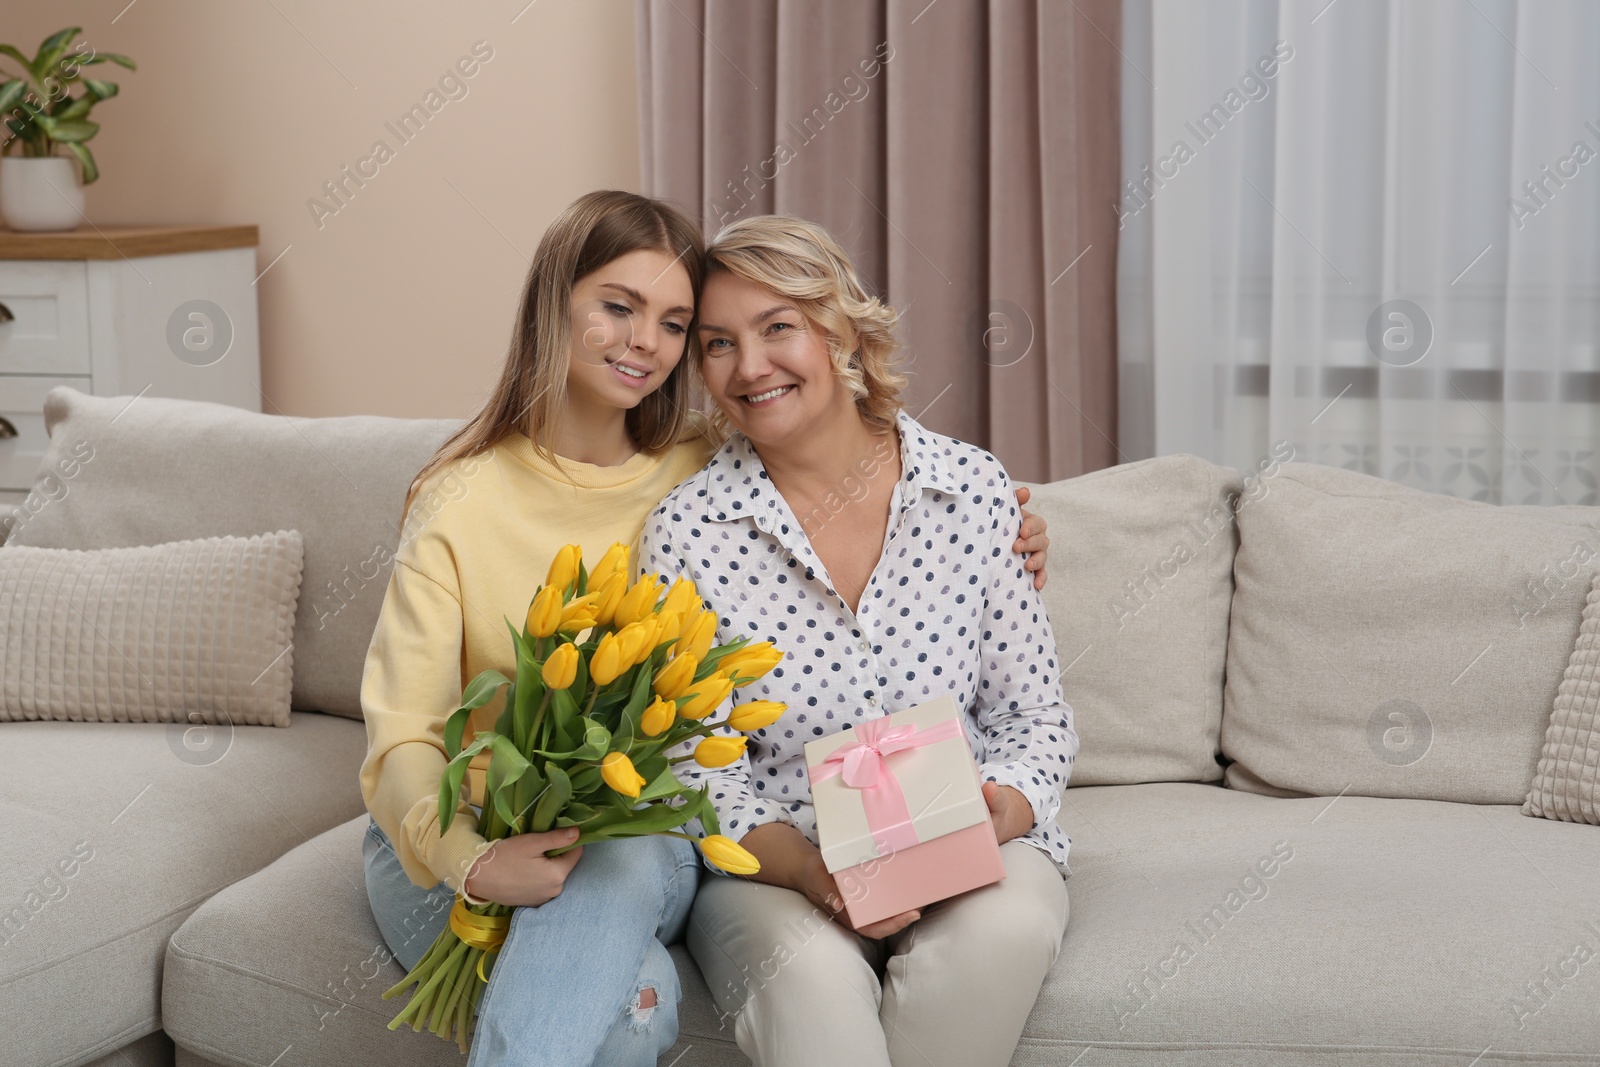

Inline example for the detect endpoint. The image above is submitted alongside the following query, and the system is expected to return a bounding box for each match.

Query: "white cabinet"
[0,225,261,505]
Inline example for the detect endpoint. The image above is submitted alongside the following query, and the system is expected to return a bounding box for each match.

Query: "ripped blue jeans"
[362,818,698,1067]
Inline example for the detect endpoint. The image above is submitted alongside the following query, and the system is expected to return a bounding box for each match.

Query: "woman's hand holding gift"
[800,851,922,939]
[741,821,922,940]
[982,782,1034,846]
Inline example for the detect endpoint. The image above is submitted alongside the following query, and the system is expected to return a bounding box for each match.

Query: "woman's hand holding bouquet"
[383,542,782,1049]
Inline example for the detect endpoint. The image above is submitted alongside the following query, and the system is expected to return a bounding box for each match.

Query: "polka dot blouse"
[638,408,1078,874]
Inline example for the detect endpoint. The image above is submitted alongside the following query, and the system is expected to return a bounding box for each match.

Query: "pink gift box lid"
[803,694,991,873]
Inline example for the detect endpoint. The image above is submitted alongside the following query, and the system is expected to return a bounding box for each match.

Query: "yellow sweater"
[359,421,718,891]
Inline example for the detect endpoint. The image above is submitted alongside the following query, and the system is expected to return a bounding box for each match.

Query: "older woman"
[637,216,1077,1067]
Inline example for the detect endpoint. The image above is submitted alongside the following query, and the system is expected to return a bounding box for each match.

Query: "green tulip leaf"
[552,802,596,828]
[636,766,685,803]
[587,801,698,838]
[693,787,721,836]
[568,766,602,795]
[532,720,610,761]
[447,670,511,756]
[550,687,583,749]
[531,762,573,832]
[437,735,494,833]
[485,736,533,831]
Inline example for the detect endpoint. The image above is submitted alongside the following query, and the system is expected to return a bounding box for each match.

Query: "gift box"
[803,694,1005,928]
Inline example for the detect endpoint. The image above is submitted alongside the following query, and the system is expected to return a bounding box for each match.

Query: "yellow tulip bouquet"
[383,542,785,1049]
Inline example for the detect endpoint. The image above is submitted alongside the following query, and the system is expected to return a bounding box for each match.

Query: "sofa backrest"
[4,387,459,720]
[1222,461,1599,804]
[1023,454,1244,787]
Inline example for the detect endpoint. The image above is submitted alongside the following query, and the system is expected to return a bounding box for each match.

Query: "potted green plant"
[0,27,134,232]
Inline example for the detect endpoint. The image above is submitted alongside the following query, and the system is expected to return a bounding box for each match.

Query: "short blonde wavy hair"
[698,215,906,434]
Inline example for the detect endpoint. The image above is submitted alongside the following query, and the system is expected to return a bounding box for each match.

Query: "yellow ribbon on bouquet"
[450,897,510,980]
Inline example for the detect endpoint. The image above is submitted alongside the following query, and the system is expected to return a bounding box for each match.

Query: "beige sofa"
[3,387,1596,1067]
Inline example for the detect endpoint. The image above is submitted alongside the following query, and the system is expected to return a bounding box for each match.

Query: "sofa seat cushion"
[163,785,1600,1067]
[0,713,367,1067]
[1034,783,1600,1064]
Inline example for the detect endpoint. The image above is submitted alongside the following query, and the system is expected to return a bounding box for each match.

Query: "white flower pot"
[1,157,86,232]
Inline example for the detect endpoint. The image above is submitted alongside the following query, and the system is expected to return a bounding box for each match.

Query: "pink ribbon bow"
[810,716,962,856]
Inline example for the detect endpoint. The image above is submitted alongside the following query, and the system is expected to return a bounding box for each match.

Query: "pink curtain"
[637,0,1121,482]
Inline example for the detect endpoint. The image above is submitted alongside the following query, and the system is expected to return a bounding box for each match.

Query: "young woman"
[639,215,1078,1067]
[358,190,1055,1066]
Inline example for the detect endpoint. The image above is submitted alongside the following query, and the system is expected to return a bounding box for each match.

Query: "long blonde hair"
[404,190,705,516]
[697,215,906,439]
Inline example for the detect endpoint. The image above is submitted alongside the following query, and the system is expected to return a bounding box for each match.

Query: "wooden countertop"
[0,225,259,259]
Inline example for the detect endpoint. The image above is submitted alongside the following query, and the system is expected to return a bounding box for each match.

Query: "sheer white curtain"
[1119,0,1600,504]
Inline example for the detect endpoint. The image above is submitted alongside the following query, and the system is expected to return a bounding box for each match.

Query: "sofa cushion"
[0,713,367,1067]
[1029,783,1600,1064]
[1223,461,1600,804]
[166,815,748,1067]
[4,387,460,719]
[1,531,304,727]
[1526,565,1600,824]
[1021,454,1244,786]
[163,785,1600,1067]
[164,816,479,1067]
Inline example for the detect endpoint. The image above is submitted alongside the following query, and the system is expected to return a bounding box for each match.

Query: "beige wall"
[5,0,640,417]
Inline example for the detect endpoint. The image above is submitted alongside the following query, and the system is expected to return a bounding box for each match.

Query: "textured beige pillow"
[6,387,459,719]
[1223,462,1600,804]
[1022,454,1244,786]
[1525,567,1600,824]
[0,531,304,726]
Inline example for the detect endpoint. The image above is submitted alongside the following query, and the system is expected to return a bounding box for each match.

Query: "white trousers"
[687,841,1069,1067]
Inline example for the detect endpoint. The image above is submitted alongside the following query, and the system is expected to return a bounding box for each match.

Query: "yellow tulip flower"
[541,642,579,690]
[694,735,748,768]
[612,575,662,629]
[615,618,656,668]
[659,577,701,619]
[557,592,600,635]
[727,700,786,732]
[525,585,563,639]
[632,616,663,665]
[719,641,783,682]
[640,696,676,737]
[591,572,628,627]
[700,834,760,875]
[653,652,697,701]
[600,752,646,798]
[676,610,718,663]
[545,544,581,593]
[590,632,627,687]
[676,674,734,720]
[655,607,683,645]
[589,542,631,590]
